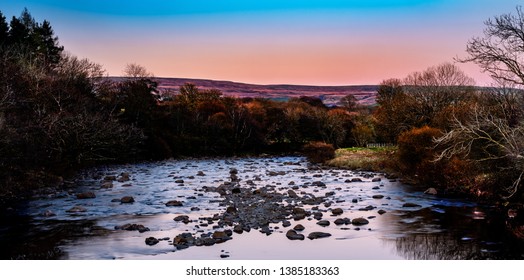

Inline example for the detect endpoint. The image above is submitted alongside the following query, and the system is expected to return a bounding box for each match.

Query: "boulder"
[233,225,244,234]
[316,220,330,227]
[307,232,332,240]
[145,237,159,246]
[173,215,190,224]
[165,200,183,207]
[372,195,384,199]
[293,224,305,231]
[120,196,135,203]
[334,218,351,225]
[117,173,130,182]
[402,202,422,208]
[378,209,387,215]
[286,230,305,240]
[331,208,344,215]
[76,192,96,199]
[351,217,369,226]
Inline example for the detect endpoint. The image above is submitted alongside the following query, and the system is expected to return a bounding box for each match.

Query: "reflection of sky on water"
[4,157,523,259]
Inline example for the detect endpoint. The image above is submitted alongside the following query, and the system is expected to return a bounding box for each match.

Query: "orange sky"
[3,1,519,85]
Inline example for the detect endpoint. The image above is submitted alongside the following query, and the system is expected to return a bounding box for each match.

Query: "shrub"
[303,141,335,163]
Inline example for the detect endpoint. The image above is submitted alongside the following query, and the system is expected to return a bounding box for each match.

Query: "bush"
[302,141,335,163]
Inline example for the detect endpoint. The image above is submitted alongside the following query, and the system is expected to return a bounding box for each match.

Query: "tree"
[123,63,153,79]
[0,11,8,44]
[339,94,359,111]
[462,6,524,86]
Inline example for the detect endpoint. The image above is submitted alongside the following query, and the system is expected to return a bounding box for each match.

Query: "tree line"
[2,6,524,205]
[0,9,374,198]
[373,6,524,202]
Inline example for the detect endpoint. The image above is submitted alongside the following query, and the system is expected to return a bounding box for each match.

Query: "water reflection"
[382,206,524,259]
[2,156,524,259]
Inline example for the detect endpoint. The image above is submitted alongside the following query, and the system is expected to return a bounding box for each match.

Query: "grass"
[326,146,398,173]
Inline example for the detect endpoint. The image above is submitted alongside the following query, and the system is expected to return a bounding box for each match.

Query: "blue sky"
[1,1,520,85]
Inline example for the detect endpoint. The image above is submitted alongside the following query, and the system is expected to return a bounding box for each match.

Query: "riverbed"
[1,156,523,259]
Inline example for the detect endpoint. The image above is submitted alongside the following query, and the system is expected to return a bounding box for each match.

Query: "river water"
[1,156,523,259]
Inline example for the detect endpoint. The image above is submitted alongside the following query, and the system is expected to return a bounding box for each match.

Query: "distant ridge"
[153,77,378,106]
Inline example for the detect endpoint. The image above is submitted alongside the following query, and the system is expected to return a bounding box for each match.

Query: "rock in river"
[66,206,87,213]
[316,220,330,227]
[307,232,332,240]
[174,215,190,224]
[165,200,183,207]
[145,237,159,246]
[286,230,305,240]
[334,218,351,225]
[331,208,343,216]
[351,217,369,226]
[293,224,305,231]
[120,196,135,203]
[402,202,422,208]
[76,191,96,199]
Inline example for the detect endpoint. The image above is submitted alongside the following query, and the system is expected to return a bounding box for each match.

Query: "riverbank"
[326,147,398,174]
[327,147,524,242]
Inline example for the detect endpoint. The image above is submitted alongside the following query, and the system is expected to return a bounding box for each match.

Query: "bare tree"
[461,6,524,86]
[123,63,153,79]
[434,102,524,198]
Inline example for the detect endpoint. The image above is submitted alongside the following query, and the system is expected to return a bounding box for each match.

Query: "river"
[1,156,523,259]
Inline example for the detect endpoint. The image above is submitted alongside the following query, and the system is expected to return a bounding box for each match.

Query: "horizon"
[2,1,520,86]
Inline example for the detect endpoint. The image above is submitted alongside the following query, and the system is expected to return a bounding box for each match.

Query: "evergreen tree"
[0,11,8,44]
[35,20,63,65]
[7,16,27,45]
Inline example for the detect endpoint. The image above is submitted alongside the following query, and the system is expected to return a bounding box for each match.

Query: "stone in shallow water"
[351,217,369,226]
[293,224,305,231]
[402,202,422,208]
[120,196,135,203]
[316,220,330,227]
[76,191,96,199]
[66,206,87,213]
[331,208,343,215]
[145,237,159,246]
[165,200,183,207]
[307,232,332,240]
[286,230,305,240]
[174,215,190,224]
[334,218,351,225]
[372,195,384,199]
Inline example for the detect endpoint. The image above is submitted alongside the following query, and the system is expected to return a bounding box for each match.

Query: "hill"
[154,77,378,106]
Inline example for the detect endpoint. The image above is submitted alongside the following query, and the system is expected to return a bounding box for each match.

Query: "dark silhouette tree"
[0,11,8,44]
[462,6,524,86]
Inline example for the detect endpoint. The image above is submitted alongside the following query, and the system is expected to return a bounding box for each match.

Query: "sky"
[1,1,521,86]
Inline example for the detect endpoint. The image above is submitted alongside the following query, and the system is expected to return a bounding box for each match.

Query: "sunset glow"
[2,0,519,85]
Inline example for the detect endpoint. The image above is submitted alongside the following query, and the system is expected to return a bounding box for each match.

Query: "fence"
[366,143,395,148]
